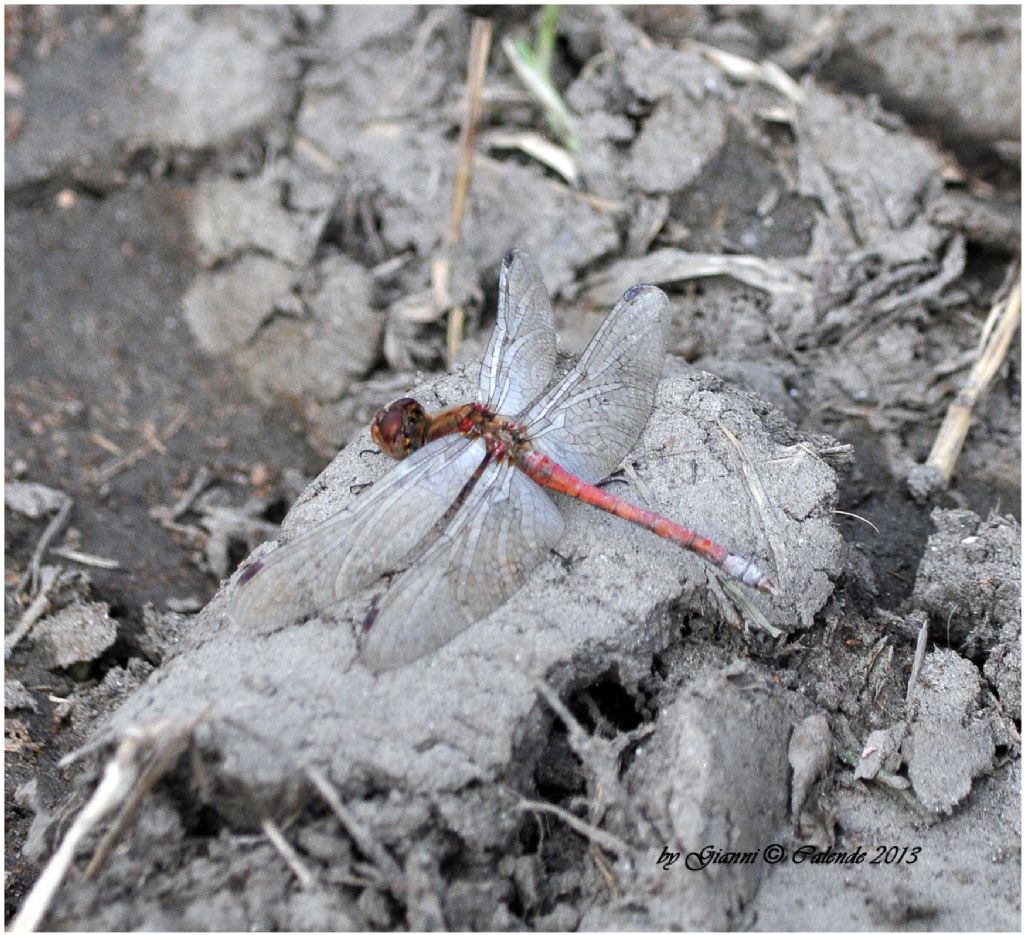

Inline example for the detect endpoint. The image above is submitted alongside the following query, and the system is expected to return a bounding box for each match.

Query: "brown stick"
[923,275,1021,486]
[433,17,493,366]
[11,719,199,933]
[83,723,196,880]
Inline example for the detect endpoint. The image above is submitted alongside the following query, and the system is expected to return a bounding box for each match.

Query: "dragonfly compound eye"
[371,398,428,460]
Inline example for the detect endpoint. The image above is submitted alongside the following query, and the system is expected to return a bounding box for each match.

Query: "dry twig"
[773,8,845,72]
[92,406,188,484]
[10,719,198,933]
[5,565,62,659]
[589,843,619,898]
[905,616,930,710]
[515,799,633,859]
[692,40,805,104]
[480,128,577,185]
[305,766,404,893]
[583,248,813,309]
[920,275,1021,489]
[83,718,200,880]
[263,819,316,889]
[49,546,121,570]
[717,420,787,589]
[831,510,880,535]
[25,493,72,597]
[149,465,212,523]
[433,16,493,366]
[530,676,657,841]
[11,745,138,932]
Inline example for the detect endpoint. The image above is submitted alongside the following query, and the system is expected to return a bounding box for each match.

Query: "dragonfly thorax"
[469,405,530,462]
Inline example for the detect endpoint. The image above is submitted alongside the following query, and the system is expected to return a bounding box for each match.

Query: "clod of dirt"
[822,6,1021,149]
[103,369,841,781]
[566,42,730,201]
[628,91,727,194]
[586,665,795,929]
[233,254,383,403]
[905,462,947,502]
[797,87,944,246]
[29,601,117,670]
[181,255,297,355]
[135,7,295,150]
[192,174,329,269]
[68,658,154,738]
[912,508,1021,713]
[137,604,193,664]
[5,678,39,714]
[985,637,1022,724]
[4,481,68,519]
[620,44,719,102]
[854,723,906,781]
[905,648,996,814]
[460,159,621,296]
[788,713,833,827]
[928,190,1022,255]
[318,4,420,52]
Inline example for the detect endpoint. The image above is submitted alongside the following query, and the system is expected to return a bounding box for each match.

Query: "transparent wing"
[478,248,557,418]
[360,459,564,672]
[522,285,670,484]
[230,435,486,630]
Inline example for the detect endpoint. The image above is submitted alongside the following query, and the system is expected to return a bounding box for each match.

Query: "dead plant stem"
[434,17,492,367]
[924,276,1020,486]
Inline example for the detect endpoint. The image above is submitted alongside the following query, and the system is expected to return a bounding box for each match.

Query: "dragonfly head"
[371,397,429,460]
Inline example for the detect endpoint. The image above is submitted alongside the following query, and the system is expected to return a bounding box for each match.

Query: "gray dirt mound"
[46,369,841,929]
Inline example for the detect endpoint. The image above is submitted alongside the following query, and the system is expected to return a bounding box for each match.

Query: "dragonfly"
[231,249,775,672]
